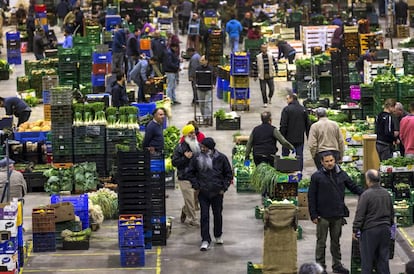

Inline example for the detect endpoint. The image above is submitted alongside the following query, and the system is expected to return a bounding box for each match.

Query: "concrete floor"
[0,23,411,273]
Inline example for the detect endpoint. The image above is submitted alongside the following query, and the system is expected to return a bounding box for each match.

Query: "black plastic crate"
[23,172,47,192]
[33,232,56,252]
[393,172,414,187]
[73,125,106,138]
[0,70,10,80]
[62,240,90,250]
[52,155,73,163]
[51,105,73,116]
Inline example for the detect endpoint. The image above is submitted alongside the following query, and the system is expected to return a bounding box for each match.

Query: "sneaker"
[268,97,272,104]
[180,210,186,223]
[333,265,349,274]
[173,101,181,105]
[215,236,223,244]
[263,103,267,108]
[200,241,209,251]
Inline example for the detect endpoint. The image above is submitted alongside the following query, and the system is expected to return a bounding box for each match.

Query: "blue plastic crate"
[288,173,302,183]
[92,52,112,64]
[139,118,167,132]
[118,218,144,248]
[76,210,89,230]
[14,131,49,143]
[17,226,23,247]
[105,15,122,30]
[35,12,47,18]
[33,232,56,252]
[92,74,106,86]
[0,237,18,254]
[120,247,145,267]
[42,90,51,104]
[204,9,217,17]
[0,117,13,129]
[131,102,156,117]
[7,56,22,65]
[50,194,89,212]
[6,32,20,41]
[150,93,164,102]
[7,49,21,57]
[230,88,250,99]
[150,159,165,172]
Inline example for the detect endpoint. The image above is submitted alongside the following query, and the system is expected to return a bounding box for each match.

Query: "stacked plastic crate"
[92,51,112,93]
[73,36,93,87]
[230,52,250,111]
[343,26,359,61]
[244,38,264,78]
[0,199,21,272]
[58,48,78,87]
[330,49,350,101]
[42,75,59,121]
[85,26,101,47]
[32,207,56,252]
[73,125,107,177]
[6,31,21,65]
[118,214,145,267]
[360,84,375,119]
[105,15,122,31]
[51,194,89,230]
[50,86,73,163]
[207,29,224,69]
[34,3,48,32]
[106,128,137,176]
[149,156,167,247]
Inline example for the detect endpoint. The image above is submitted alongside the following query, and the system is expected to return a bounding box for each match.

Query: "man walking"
[225,14,242,52]
[280,93,311,171]
[245,111,294,166]
[352,169,394,274]
[400,101,414,158]
[172,124,200,226]
[308,107,344,170]
[187,137,233,251]
[308,151,364,274]
[112,24,127,72]
[255,43,276,108]
[195,56,214,125]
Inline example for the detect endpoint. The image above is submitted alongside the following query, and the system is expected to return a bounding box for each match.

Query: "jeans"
[288,53,296,64]
[229,36,239,52]
[199,191,223,243]
[259,78,274,104]
[127,56,137,82]
[316,217,343,270]
[191,81,198,103]
[360,225,391,274]
[197,90,212,118]
[282,144,304,171]
[17,111,31,127]
[166,72,177,102]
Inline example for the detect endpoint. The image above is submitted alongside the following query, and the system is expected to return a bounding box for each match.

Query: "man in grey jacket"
[187,48,201,106]
[255,43,276,108]
[352,169,394,274]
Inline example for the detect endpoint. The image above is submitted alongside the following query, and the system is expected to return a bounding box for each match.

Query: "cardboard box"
[274,157,300,173]
[297,206,310,220]
[0,252,18,271]
[297,193,308,207]
[0,220,17,237]
[47,202,75,223]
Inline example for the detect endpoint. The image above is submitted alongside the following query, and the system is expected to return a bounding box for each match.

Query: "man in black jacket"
[352,169,394,274]
[280,93,310,171]
[245,111,294,166]
[375,98,398,161]
[308,151,364,274]
[187,138,232,251]
[110,72,129,107]
[172,124,200,226]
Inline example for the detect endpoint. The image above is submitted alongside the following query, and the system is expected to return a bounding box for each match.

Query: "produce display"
[18,120,51,132]
[232,144,255,178]
[381,157,414,167]
[88,188,118,220]
[73,162,99,192]
[73,102,108,126]
[43,166,74,194]
[213,109,239,120]
[251,163,293,196]
[163,126,180,159]
[61,228,92,242]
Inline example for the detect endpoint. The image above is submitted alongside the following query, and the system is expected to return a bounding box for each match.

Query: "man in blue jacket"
[112,24,126,73]
[225,14,242,52]
[163,43,181,104]
[308,151,364,274]
[0,97,31,127]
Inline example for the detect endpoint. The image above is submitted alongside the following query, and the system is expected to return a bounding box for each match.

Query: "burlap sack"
[263,203,297,274]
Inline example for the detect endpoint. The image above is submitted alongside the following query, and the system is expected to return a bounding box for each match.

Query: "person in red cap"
[186,137,233,251]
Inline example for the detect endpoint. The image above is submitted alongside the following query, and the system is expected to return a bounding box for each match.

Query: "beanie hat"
[182,124,195,136]
[201,137,215,150]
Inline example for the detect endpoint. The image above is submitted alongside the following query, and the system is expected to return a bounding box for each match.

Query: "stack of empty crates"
[42,75,59,121]
[118,214,145,267]
[230,52,250,111]
[32,207,56,252]
[74,36,93,87]
[50,86,73,163]
[359,33,376,55]
[330,49,350,101]
[6,31,21,65]
[117,151,167,249]
[85,26,101,47]
[92,51,112,93]
[105,15,122,31]
[0,199,23,272]
[58,48,78,87]
[73,125,106,177]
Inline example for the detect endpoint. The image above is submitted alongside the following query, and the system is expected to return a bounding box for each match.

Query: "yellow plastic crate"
[230,76,249,88]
